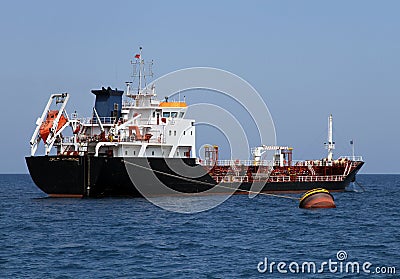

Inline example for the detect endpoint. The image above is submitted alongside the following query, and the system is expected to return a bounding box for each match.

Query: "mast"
[138,46,143,94]
[351,139,355,160]
[325,114,335,161]
[129,47,153,97]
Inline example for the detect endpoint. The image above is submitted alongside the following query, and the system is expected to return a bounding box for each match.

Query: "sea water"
[0,174,399,278]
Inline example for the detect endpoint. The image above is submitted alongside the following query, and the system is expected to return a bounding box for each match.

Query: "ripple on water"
[0,174,399,278]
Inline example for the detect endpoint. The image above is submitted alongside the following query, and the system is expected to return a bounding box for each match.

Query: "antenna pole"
[326,114,335,161]
[138,46,143,94]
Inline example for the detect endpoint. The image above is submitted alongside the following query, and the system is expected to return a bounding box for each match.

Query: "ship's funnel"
[91,87,124,120]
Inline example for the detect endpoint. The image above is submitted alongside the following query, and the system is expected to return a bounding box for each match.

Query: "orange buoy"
[299,188,336,209]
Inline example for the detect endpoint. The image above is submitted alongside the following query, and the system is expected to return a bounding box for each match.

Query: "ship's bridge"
[157,101,187,121]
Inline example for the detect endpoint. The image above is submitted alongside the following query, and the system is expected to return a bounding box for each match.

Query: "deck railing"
[201,160,273,167]
[80,117,118,125]
[294,175,345,182]
[212,174,346,183]
[338,156,364,162]
[201,159,359,167]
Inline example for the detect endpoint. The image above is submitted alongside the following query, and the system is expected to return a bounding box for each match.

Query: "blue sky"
[1,0,399,173]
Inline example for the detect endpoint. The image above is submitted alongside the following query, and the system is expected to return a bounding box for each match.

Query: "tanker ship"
[26,49,363,197]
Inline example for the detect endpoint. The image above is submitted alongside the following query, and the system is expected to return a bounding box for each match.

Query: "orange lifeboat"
[39,110,67,142]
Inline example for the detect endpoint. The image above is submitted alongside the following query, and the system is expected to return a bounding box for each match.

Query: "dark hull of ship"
[25,156,363,198]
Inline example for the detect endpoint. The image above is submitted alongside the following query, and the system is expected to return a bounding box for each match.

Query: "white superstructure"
[30,48,196,159]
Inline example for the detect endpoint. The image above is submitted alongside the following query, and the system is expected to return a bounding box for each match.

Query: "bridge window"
[179,112,184,118]
[171,112,178,118]
[163,112,170,117]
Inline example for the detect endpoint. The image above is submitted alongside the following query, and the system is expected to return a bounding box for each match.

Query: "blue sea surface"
[0,174,399,278]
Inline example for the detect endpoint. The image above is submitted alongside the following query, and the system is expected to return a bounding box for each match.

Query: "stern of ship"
[25,156,86,197]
